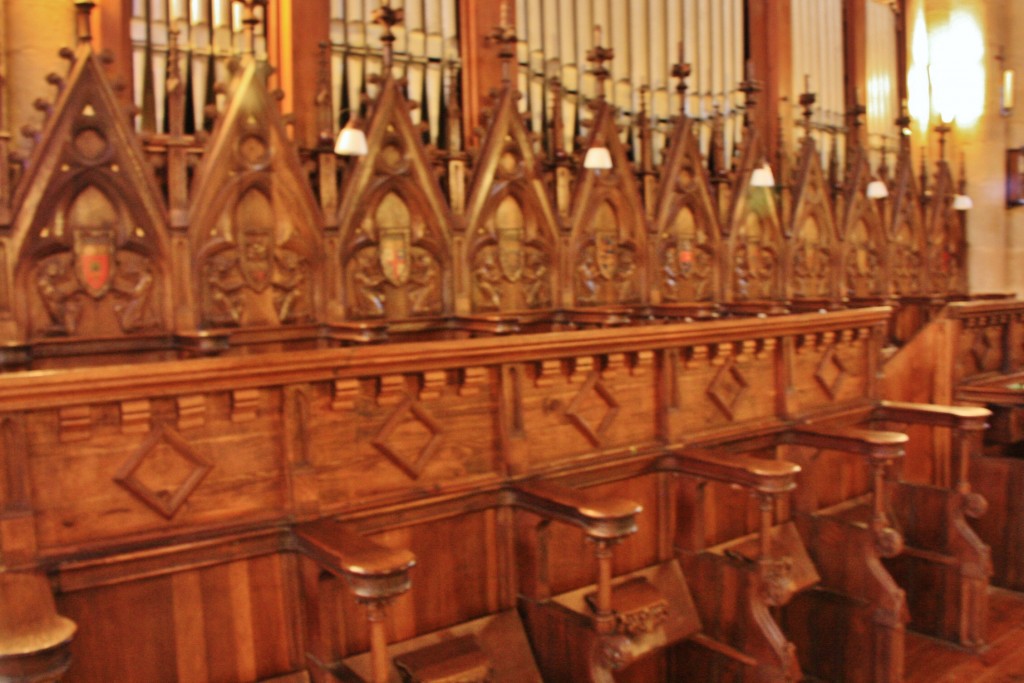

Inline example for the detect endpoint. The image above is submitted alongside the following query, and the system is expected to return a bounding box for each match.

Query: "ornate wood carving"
[337,75,453,324]
[788,137,840,309]
[9,39,171,344]
[188,59,323,331]
[926,160,967,296]
[464,88,558,316]
[113,424,212,519]
[652,115,721,312]
[887,146,926,297]
[568,104,647,309]
[843,150,888,301]
[726,129,785,309]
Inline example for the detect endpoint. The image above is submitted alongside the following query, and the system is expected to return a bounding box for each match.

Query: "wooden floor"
[905,588,1024,683]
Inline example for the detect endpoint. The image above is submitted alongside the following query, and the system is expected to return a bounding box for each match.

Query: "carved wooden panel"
[888,146,926,297]
[464,88,559,315]
[843,150,888,300]
[788,138,839,307]
[787,328,873,416]
[9,43,171,343]
[188,60,323,331]
[652,116,721,308]
[726,129,785,306]
[336,76,454,323]
[925,160,968,296]
[568,104,647,308]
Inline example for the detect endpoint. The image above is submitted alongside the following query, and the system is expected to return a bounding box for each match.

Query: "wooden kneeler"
[666,449,817,683]
[513,480,701,682]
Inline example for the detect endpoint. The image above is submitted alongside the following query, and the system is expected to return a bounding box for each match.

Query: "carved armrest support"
[295,519,416,683]
[789,426,906,557]
[662,451,802,605]
[512,481,642,634]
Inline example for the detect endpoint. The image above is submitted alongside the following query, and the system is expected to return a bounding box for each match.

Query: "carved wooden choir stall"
[0,3,1008,683]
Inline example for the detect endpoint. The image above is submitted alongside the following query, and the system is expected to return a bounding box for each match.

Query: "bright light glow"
[335,124,368,156]
[907,8,932,133]
[928,10,986,127]
[866,179,889,199]
[953,193,974,210]
[750,162,776,188]
[583,146,613,170]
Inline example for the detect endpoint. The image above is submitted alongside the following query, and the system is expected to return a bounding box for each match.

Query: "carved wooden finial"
[488,1,518,86]
[445,56,463,154]
[548,73,567,162]
[315,42,334,146]
[585,26,614,101]
[637,86,654,173]
[738,60,760,126]
[74,0,95,45]
[372,1,404,72]
[233,0,266,61]
[934,119,952,163]
[798,74,816,138]
[671,41,691,115]
[878,139,891,182]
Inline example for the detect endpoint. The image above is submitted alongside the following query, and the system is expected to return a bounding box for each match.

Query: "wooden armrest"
[876,400,991,430]
[512,480,641,540]
[663,450,800,495]
[294,519,415,600]
[956,384,1024,407]
[789,425,906,460]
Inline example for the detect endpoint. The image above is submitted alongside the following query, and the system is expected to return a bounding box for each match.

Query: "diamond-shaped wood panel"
[815,345,848,400]
[565,371,620,447]
[371,396,444,479]
[707,358,748,421]
[114,424,212,519]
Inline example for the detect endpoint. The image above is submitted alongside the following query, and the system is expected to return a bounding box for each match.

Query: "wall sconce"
[866,179,889,199]
[335,118,368,156]
[583,145,613,170]
[750,161,776,188]
[952,193,973,211]
[1003,68,1015,116]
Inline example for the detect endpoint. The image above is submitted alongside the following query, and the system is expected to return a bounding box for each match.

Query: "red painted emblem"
[74,228,115,298]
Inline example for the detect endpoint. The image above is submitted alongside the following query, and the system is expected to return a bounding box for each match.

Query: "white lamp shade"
[866,179,889,199]
[953,193,974,210]
[750,162,776,188]
[334,124,368,156]
[583,146,613,170]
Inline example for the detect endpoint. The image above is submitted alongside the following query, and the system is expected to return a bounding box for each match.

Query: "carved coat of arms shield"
[595,230,619,281]
[497,227,524,282]
[379,228,411,286]
[678,239,694,277]
[74,228,115,298]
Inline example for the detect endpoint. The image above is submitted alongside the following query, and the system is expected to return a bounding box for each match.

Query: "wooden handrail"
[788,425,907,459]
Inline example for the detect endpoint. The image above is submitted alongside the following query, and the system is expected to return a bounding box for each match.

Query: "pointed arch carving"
[651,116,721,313]
[10,47,171,343]
[788,138,839,308]
[888,147,926,297]
[569,105,646,309]
[925,161,967,296]
[842,150,888,301]
[188,61,323,330]
[726,129,785,310]
[337,77,453,323]
[464,89,559,315]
